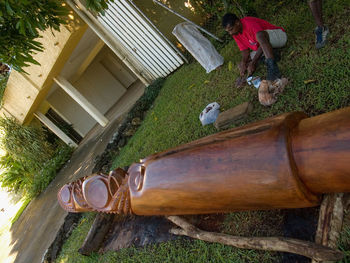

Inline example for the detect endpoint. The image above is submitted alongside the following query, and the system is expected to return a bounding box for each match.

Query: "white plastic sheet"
[172,22,224,73]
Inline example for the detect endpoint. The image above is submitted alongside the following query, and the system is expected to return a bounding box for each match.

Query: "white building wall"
[48,49,133,136]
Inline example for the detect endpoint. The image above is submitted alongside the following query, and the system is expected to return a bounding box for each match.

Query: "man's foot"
[315,26,329,49]
[266,58,281,81]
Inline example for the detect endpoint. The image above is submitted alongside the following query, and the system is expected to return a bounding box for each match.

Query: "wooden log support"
[311,193,344,263]
[78,213,115,256]
[167,216,344,262]
[214,102,253,130]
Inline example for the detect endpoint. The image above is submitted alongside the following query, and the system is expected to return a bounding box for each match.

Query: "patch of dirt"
[182,213,227,233]
[222,210,285,237]
[101,215,177,253]
[281,207,319,263]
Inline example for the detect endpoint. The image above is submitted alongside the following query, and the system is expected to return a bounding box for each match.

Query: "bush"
[0,0,113,72]
[0,117,53,173]
[127,78,165,120]
[29,144,73,198]
[0,143,73,198]
[0,117,73,198]
[0,154,32,194]
[0,0,68,72]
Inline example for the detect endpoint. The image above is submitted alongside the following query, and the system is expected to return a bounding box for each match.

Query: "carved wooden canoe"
[58,107,350,215]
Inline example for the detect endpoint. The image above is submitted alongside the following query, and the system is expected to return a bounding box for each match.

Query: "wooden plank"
[79,213,115,256]
[214,102,253,130]
[311,193,344,263]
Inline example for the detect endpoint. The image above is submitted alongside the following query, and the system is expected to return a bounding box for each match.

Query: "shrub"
[0,117,73,198]
[0,0,68,72]
[0,0,113,72]
[29,143,73,198]
[127,78,165,120]
[0,117,53,173]
[0,154,32,194]
[0,142,73,198]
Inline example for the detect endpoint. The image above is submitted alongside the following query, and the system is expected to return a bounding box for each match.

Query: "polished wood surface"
[128,112,321,215]
[293,107,350,194]
[58,107,350,215]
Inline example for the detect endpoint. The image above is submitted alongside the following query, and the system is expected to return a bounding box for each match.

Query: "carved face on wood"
[57,168,132,214]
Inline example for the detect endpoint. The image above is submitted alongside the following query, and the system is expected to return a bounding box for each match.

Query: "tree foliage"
[0,0,115,72]
[85,0,114,15]
[0,0,69,72]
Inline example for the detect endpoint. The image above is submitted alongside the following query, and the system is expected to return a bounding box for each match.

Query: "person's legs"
[256,31,274,59]
[256,31,281,81]
[266,29,287,62]
[308,0,329,49]
[266,29,288,49]
[309,0,324,27]
[252,29,286,65]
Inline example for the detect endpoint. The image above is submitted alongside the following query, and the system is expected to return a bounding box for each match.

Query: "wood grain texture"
[293,107,350,194]
[58,107,350,216]
[128,112,319,215]
[214,102,253,130]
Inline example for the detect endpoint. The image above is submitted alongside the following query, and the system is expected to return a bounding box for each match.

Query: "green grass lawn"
[56,0,350,262]
[112,0,350,168]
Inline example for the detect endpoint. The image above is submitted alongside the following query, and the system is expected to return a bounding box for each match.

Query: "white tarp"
[172,22,224,73]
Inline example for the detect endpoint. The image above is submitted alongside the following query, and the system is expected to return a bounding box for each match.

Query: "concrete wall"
[47,45,137,136]
[0,18,87,124]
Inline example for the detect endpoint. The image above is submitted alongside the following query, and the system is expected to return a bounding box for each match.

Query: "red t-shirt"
[233,17,285,51]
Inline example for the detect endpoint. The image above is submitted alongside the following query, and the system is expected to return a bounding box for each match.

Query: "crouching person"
[222,13,287,82]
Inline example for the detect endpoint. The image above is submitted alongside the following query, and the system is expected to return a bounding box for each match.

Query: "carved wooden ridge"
[58,168,131,214]
[58,107,350,215]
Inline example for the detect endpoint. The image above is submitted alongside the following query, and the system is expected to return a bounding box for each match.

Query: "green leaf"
[25,21,36,36]
[5,1,14,16]
[18,20,26,35]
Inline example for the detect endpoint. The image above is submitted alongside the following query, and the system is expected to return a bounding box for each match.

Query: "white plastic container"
[247,76,261,89]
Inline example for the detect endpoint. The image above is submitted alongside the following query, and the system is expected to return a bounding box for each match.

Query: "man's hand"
[238,61,247,77]
[247,61,257,76]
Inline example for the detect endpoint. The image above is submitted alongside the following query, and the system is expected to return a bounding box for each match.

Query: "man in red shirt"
[222,13,287,82]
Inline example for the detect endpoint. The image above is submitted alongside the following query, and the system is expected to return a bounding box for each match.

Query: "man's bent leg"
[309,0,329,49]
[265,29,287,49]
[256,31,274,59]
[256,31,281,81]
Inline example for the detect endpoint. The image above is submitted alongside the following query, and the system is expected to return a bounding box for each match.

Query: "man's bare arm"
[248,47,263,75]
[239,49,250,76]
